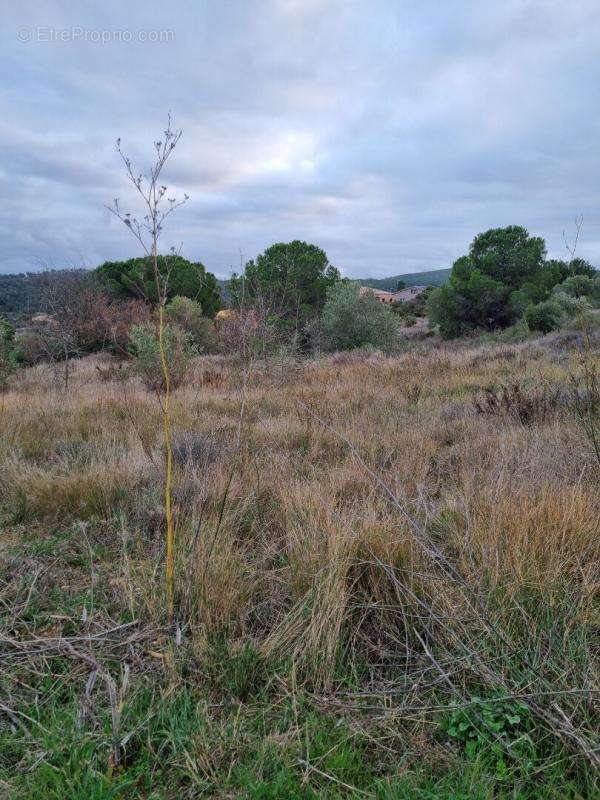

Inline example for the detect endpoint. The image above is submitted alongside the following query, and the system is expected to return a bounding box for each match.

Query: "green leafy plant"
[554,273,600,301]
[130,322,197,392]
[524,300,562,333]
[441,695,534,778]
[165,295,217,351]
[320,281,400,352]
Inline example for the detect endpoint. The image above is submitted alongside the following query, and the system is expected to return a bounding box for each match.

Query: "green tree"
[428,257,515,339]
[228,241,339,324]
[96,255,221,316]
[469,225,546,290]
[546,257,596,282]
[320,282,400,352]
[427,226,559,338]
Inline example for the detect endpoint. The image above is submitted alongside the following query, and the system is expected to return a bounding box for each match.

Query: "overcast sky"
[2,1,600,279]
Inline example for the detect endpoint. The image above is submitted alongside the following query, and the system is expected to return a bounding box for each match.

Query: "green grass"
[2,512,595,796]
[3,677,593,799]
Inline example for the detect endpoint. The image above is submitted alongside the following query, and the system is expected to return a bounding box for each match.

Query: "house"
[358,287,397,304]
[392,286,428,303]
[359,285,428,305]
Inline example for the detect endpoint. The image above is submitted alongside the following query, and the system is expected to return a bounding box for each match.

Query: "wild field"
[0,329,599,799]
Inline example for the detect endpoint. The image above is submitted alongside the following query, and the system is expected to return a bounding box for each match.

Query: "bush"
[0,317,18,388]
[553,274,600,303]
[552,291,592,318]
[216,309,279,358]
[524,300,562,334]
[321,282,400,353]
[129,323,197,391]
[428,264,516,339]
[14,316,77,365]
[165,296,217,352]
[68,293,152,356]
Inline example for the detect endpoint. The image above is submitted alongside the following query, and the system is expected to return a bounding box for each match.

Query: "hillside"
[356,267,450,290]
[0,273,43,318]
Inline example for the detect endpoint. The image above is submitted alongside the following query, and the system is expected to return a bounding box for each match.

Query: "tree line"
[1,224,598,391]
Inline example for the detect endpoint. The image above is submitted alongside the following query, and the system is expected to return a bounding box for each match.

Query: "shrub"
[428,264,516,339]
[66,291,152,356]
[216,309,279,358]
[165,296,217,352]
[98,298,153,355]
[321,282,400,353]
[401,313,417,327]
[129,322,197,391]
[15,316,77,365]
[0,317,18,388]
[524,300,562,334]
[473,382,561,425]
[553,274,600,303]
[552,291,592,319]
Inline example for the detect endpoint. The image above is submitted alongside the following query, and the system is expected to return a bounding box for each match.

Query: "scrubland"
[0,328,598,798]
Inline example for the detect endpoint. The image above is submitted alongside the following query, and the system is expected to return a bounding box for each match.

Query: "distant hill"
[355,268,450,291]
[0,273,43,319]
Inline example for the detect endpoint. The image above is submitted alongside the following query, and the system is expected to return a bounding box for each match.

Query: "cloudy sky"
[2,1,600,279]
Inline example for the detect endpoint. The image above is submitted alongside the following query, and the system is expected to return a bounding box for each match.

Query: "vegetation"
[165,296,217,352]
[393,285,435,322]
[427,226,598,339]
[554,273,600,301]
[228,241,340,326]
[1,208,599,797]
[129,322,197,391]
[1,325,598,797]
[319,281,400,352]
[0,317,18,388]
[96,255,222,316]
[0,272,46,318]
[524,300,562,334]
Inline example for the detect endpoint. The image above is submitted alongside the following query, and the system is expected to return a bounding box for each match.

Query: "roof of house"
[358,285,428,303]
[392,285,427,302]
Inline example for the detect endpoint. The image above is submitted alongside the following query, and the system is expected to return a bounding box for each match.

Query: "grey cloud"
[1,0,600,279]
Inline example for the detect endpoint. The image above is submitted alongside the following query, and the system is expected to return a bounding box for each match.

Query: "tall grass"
[1,328,598,793]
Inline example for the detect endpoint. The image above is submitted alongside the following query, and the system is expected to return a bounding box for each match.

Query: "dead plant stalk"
[108,116,188,622]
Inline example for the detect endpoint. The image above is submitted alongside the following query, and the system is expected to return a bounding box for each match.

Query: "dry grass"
[1,333,599,794]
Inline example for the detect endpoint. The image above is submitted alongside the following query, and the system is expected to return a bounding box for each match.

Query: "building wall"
[358,285,427,305]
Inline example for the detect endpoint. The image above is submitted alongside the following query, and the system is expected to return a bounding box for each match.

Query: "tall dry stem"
[108,116,187,621]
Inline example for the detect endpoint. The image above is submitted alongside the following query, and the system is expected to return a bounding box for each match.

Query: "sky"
[2,0,600,279]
